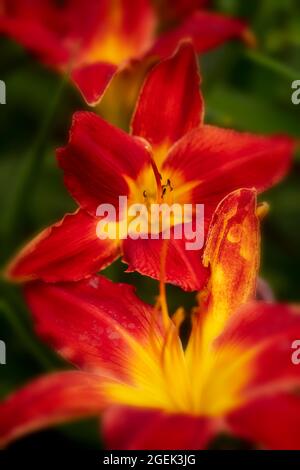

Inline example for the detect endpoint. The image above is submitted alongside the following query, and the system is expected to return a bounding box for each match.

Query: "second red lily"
[0,0,252,105]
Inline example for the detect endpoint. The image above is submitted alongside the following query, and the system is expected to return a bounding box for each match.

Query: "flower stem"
[245,50,300,81]
[159,239,170,329]
[4,73,69,247]
[0,300,56,371]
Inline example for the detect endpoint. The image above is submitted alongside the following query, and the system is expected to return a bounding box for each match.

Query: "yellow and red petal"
[0,371,106,448]
[217,302,300,393]
[215,302,300,449]
[57,112,152,216]
[122,234,208,292]
[149,11,252,59]
[0,1,155,104]
[0,1,105,66]
[115,0,156,57]
[82,0,156,67]
[6,210,119,283]
[186,189,259,379]
[71,63,118,106]
[24,276,160,381]
[131,42,203,160]
[164,126,294,209]
[103,406,216,450]
[203,189,259,322]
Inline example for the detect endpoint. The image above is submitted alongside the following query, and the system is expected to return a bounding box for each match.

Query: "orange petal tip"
[242,29,257,48]
[256,202,270,221]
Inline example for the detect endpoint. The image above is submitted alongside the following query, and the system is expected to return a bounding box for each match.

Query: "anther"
[167,179,173,191]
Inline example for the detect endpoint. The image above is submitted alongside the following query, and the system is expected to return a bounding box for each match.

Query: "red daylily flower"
[1,189,300,450]
[0,0,252,105]
[6,43,295,291]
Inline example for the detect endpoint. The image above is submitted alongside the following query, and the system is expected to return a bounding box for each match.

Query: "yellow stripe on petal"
[104,321,192,413]
[83,0,155,66]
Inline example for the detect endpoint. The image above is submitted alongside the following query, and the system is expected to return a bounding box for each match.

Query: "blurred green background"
[0,0,299,450]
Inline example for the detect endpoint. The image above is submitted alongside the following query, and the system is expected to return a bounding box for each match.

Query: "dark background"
[0,0,299,450]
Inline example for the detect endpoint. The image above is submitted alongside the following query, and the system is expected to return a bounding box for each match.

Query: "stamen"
[167,179,173,191]
[150,157,163,202]
[159,239,170,329]
[161,179,173,199]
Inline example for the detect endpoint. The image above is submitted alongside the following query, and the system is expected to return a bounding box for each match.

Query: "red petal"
[164,126,294,209]
[81,0,156,66]
[157,0,211,22]
[115,0,155,54]
[0,0,155,101]
[186,190,260,380]
[122,234,208,292]
[227,394,300,450]
[57,112,151,215]
[217,302,300,393]
[203,189,259,322]
[131,42,203,157]
[0,371,106,448]
[72,63,117,106]
[0,0,103,66]
[24,276,159,381]
[149,11,252,58]
[0,1,70,66]
[0,17,69,65]
[6,210,119,282]
[103,406,216,450]
[215,302,300,448]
